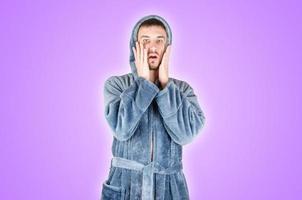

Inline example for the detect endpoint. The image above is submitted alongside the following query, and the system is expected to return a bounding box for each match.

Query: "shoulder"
[105,73,135,89]
[169,77,194,94]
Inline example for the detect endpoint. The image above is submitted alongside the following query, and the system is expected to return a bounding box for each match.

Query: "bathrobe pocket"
[101,180,125,200]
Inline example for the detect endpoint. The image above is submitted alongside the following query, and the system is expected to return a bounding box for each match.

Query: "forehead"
[137,25,167,39]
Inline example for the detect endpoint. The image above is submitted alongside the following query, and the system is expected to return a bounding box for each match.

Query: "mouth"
[148,54,158,60]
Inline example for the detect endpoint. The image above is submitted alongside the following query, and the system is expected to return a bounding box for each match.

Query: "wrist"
[160,81,168,90]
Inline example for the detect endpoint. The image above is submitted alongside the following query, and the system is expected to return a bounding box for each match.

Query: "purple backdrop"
[1,0,301,199]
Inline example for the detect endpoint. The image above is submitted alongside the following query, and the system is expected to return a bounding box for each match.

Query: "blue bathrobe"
[101,14,206,200]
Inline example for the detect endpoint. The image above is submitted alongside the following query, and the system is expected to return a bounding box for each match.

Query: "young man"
[101,14,206,200]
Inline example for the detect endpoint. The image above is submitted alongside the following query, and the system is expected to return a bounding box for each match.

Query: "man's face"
[137,25,167,70]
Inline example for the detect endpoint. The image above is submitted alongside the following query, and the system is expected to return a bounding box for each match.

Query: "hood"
[129,14,173,79]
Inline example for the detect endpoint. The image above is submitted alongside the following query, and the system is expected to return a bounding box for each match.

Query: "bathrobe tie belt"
[111,156,183,200]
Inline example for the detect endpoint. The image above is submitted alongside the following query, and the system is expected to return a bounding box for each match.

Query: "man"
[101,14,206,200]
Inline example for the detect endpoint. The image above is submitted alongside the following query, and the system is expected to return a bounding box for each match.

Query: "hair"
[139,18,166,30]
[138,18,167,37]
[137,18,168,43]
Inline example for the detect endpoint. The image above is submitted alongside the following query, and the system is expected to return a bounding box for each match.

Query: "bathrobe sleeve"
[155,80,206,145]
[104,76,159,141]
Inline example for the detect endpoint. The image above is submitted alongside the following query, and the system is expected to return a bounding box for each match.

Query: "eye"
[143,39,150,44]
[156,39,163,44]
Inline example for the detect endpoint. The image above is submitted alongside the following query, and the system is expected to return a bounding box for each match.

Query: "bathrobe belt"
[111,156,183,200]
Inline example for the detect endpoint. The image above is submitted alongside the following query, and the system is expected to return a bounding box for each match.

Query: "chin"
[149,65,159,70]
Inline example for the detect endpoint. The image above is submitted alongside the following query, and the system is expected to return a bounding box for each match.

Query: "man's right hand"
[132,41,150,81]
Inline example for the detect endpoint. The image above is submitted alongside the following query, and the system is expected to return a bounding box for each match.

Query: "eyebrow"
[140,35,166,39]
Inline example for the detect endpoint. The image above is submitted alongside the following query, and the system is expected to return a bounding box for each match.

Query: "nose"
[150,47,156,53]
[144,41,161,53]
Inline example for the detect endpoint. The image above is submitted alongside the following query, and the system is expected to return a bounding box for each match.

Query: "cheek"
[160,45,167,54]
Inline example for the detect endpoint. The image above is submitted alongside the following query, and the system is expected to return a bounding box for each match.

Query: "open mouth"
[148,55,158,60]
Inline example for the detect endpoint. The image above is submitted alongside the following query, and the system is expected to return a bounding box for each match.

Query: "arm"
[104,76,159,141]
[155,80,206,145]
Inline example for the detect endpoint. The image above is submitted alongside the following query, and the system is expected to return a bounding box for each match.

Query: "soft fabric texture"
[101,14,206,200]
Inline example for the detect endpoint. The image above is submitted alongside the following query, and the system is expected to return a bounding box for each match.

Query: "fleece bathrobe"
[101,14,206,200]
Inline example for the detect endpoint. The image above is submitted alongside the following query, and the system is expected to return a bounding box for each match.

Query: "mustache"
[148,53,159,58]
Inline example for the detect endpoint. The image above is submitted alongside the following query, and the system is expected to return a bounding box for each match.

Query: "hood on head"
[129,14,173,79]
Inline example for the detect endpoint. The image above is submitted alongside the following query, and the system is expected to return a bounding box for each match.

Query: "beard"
[148,58,162,70]
[149,64,159,70]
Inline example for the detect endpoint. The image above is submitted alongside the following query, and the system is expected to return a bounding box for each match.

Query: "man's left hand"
[158,45,171,89]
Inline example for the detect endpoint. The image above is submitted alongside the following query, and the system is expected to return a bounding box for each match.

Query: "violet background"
[1,0,301,199]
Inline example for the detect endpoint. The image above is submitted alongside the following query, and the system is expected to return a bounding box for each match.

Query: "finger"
[132,46,137,62]
[161,45,171,69]
[135,42,141,72]
[165,45,171,64]
[166,45,171,55]
[136,42,140,63]
[139,41,143,64]
[143,47,148,66]
[164,45,171,56]
[164,45,171,59]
